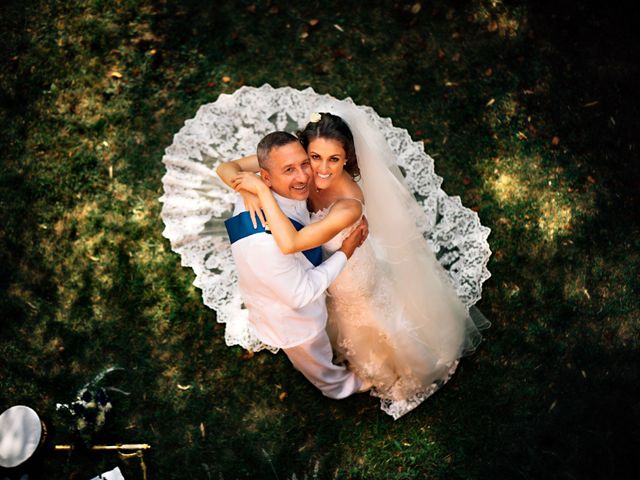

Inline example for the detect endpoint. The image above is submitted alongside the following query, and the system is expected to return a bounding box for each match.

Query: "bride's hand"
[231,172,267,195]
[239,191,266,229]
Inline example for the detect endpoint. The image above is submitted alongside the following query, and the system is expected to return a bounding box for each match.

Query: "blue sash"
[224,211,323,267]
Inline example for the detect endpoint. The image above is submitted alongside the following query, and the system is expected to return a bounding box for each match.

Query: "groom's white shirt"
[231,191,347,349]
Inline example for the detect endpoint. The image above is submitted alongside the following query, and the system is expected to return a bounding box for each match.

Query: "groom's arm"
[245,238,347,310]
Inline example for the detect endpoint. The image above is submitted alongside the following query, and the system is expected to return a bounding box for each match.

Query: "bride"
[216,100,490,419]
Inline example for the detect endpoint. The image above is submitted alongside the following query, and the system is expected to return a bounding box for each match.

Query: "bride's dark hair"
[297,112,360,180]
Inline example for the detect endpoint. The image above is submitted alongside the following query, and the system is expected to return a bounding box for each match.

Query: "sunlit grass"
[1,0,638,478]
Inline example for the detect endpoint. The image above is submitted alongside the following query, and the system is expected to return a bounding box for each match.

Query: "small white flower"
[309,112,322,123]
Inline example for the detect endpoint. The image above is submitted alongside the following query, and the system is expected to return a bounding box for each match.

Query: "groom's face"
[260,142,312,201]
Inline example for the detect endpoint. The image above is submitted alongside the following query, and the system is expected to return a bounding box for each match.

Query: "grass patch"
[1,0,638,478]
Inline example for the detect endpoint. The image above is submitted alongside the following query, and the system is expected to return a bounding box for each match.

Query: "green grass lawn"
[1,1,638,478]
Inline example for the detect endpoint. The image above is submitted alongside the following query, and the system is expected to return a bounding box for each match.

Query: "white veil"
[313,97,489,363]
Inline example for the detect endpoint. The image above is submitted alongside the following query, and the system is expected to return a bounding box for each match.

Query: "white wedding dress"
[159,85,492,419]
[313,205,462,418]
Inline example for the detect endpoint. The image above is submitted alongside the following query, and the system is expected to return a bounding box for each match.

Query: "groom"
[225,132,367,399]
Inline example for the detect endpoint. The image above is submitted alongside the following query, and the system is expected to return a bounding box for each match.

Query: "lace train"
[159,84,492,361]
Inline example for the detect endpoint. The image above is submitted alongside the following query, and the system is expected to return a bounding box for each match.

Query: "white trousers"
[283,329,363,399]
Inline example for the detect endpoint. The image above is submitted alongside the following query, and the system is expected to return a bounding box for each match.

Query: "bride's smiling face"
[307,137,347,189]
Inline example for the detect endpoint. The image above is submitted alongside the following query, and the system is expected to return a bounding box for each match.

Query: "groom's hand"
[359,216,369,246]
[339,223,366,259]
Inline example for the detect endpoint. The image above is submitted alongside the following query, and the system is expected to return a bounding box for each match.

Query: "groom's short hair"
[257,131,299,170]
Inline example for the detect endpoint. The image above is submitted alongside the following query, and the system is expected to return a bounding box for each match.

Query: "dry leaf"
[487,20,498,32]
[222,76,231,83]
[109,71,123,79]
[149,49,157,56]
[444,81,458,87]
[300,31,309,39]
[177,384,192,391]
[551,136,560,146]
[587,175,596,184]
[413,84,421,92]
[278,391,288,401]
[410,2,421,14]
[484,67,493,76]
[333,24,344,32]
[486,98,495,107]
[308,18,319,26]
[517,131,528,140]
[241,350,254,360]
[200,422,206,439]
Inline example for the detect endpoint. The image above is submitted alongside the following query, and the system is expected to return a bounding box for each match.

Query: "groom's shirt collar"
[271,191,308,223]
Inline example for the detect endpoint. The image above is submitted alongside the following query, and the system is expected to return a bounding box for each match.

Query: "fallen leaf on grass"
[308,18,319,26]
[487,20,498,32]
[411,3,422,14]
[486,98,495,107]
[200,422,206,439]
[516,131,528,140]
[177,384,192,391]
[222,76,231,83]
[413,84,421,92]
[241,350,254,360]
[551,136,560,146]
[278,391,288,401]
[108,70,123,79]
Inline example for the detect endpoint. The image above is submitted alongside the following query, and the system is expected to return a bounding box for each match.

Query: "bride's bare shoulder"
[332,182,364,216]
[342,177,364,203]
